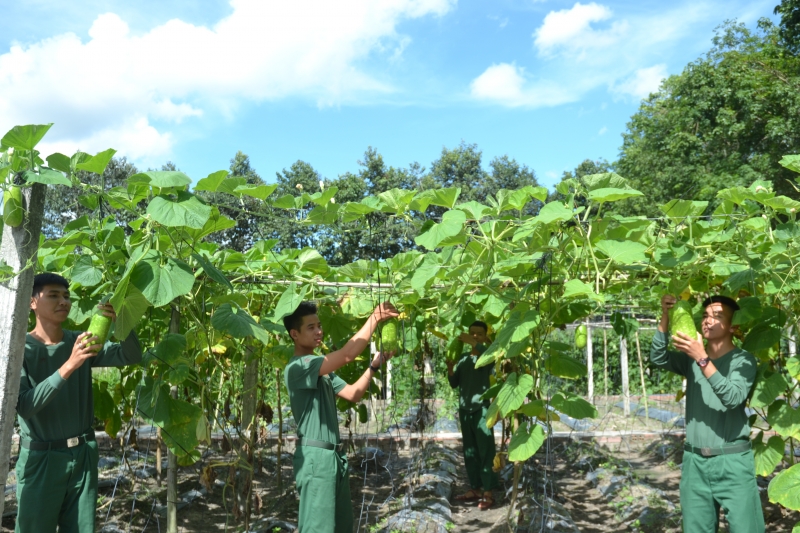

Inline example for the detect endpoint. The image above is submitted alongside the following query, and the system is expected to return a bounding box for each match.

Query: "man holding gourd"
[446,320,497,510]
[283,300,399,533]
[652,294,764,532]
[15,273,142,533]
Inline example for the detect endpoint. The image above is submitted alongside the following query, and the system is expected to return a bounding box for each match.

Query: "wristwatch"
[697,358,710,368]
[369,364,380,373]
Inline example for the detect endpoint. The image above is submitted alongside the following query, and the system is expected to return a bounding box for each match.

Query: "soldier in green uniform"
[283,300,398,533]
[15,273,142,533]
[652,294,764,533]
[446,321,497,510]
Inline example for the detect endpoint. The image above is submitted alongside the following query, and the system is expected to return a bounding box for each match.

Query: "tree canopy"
[616,19,800,216]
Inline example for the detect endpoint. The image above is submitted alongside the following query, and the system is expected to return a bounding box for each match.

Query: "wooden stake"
[620,336,630,416]
[586,321,594,404]
[635,331,648,419]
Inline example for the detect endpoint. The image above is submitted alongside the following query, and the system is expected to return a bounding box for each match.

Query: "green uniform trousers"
[459,407,497,491]
[15,440,99,533]
[680,448,764,533]
[293,446,352,533]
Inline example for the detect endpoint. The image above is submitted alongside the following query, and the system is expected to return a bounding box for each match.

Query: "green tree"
[260,160,324,252]
[487,155,543,214]
[616,20,800,216]
[425,141,488,202]
[775,0,800,53]
[196,151,268,252]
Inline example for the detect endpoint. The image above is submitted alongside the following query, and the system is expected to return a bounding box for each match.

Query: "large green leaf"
[769,463,800,511]
[477,310,540,366]
[659,199,708,219]
[561,279,603,302]
[495,372,534,417]
[768,400,800,440]
[752,432,785,477]
[191,253,233,290]
[24,168,71,186]
[194,170,230,192]
[342,201,377,222]
[414,209,466,250]
[535,201,574,225]
[130,255,195,307]
[410,253,441,295]
[153,333,187,366]
[413,188,461,210]
[137,377,202,458]
[109,277,150,339]
[587,187,643,203]
[378,189,416,213]
[779,155,800,174]
[751,368,788,408]
[75,148,117,175]
[582,172,629,191]
[146,171,192,189]
[146,191,212,229]
[211,304,272,344]
[594,240,648,264]
[45,153,71,173]
[786,357,800,381]
[544,355,587,379]
[744,324,782,353]
[270,282,310,324]
[1,124,52,150]
[236,183,277,200]
[70,255,103,287]
[508,423,546,462]
[550,393,597,419]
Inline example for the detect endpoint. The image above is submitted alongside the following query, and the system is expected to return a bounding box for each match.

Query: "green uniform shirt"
[448,344,491,413]
[650,331,757,449]
[17,330,142,442]
[284,355,347,445]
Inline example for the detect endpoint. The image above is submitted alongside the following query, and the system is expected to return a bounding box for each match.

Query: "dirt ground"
[3,433,798,532]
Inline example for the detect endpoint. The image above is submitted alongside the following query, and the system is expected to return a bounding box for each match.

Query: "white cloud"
[613,64,667,99]
[533,2,626,58]
[470,63,579,108]
[598,126,608,135]
[472,1,711,108]
[0,0,455,161]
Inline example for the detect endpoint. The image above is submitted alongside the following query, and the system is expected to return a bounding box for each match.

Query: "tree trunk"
[0,183,45,518]
[635,332,648,419]
[620,336,630,416]
[586,322,594,404]
[166,303,180,533]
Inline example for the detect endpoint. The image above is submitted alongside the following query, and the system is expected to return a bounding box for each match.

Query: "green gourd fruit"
[357,404,368,424]
[3,186,23,227]
[447,338,464,361]
[380,320,399,352]
[87,297,113,351]
[669,300,697,341]
[575,324,588,349]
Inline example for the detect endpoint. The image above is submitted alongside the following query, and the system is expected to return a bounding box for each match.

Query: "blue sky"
[0,0,778,189]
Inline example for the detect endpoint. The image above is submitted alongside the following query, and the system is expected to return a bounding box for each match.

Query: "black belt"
[21,431,95,451]
[297,438,344,452]
[684,441,751,457]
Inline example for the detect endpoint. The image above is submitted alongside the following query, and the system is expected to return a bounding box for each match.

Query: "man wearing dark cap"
[652,294,764,532]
